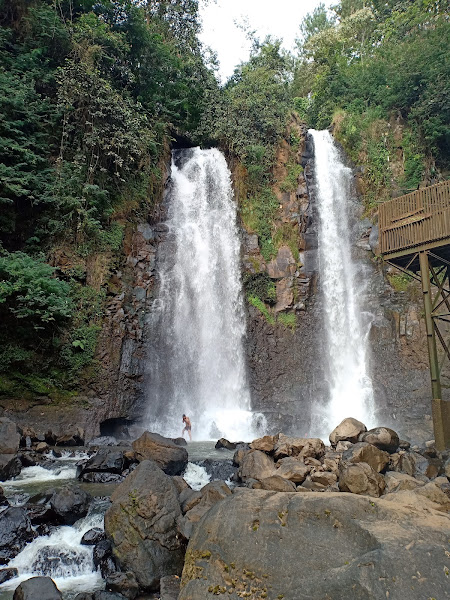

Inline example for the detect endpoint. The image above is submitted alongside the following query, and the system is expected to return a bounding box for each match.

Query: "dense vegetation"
[293,0,449,206]
[0,0,216,393]
[0,0,448,392]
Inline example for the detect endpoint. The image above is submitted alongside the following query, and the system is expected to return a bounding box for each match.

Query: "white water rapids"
[310,130,375,433]
[146,148,265,441]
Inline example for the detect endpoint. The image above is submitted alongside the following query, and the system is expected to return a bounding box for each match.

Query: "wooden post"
[419,251,450,450]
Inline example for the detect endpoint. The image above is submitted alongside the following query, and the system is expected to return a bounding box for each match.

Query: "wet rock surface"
[132,431,188,475]
[50,485,92,525]
[105,460,186,590]
[13,576,62,600]
[0,507,36,563]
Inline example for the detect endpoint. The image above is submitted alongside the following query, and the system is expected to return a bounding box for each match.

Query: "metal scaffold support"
[418,251,450,450]
[379,181,450,450]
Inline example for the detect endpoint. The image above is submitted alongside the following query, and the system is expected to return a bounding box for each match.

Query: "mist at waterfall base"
[145,148,265,441]
[310,130,375,436]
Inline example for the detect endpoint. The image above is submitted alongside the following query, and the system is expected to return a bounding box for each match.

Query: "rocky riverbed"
[0,416,449,599]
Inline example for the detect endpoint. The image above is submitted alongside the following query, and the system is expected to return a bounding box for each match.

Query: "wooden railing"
[379,181,450,255]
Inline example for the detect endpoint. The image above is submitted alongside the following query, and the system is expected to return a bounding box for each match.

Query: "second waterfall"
[145,148,262,441]
[311,130,375,433]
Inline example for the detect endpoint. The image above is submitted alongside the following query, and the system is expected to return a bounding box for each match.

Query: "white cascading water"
[310,129,375,432]
[146,148,265,441]
[1,510,104,597]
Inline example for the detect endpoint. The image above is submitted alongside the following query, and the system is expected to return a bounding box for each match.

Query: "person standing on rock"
[182,414,192,441]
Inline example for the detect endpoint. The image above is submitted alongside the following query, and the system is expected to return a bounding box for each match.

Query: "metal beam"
[419,251,450,450]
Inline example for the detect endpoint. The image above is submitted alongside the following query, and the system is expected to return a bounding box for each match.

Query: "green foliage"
[247,294,275,325]
[387,272,412,293]
[294,0,449,171]
[279,160,303,194]
[244,272,276,304]
[0,251,73,327]
[273,223,301,262]
[401,131,425,192]
[277,312,297,330]
[0,0,217,389]
[240,186,279,261]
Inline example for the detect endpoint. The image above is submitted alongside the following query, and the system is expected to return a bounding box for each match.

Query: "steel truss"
[387,250,450,450]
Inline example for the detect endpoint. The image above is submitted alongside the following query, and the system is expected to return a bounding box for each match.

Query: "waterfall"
[310,130,375,432]
[146,148,264,441]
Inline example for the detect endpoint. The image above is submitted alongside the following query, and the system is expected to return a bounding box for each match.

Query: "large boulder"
[338,462,386,497]
[0,454,22,481]
[180,481,231,540]
[237,450,275,482]
[250,435,276,453]
[50,485,92,525]
[178,490,450,600]
[106,571,139,600]
[104,460,185,591]
[273,435,325,461]
[78,448,126,480]
[132,432,188,475]
[0,418,20,454]
[329,418,367,446]
[0,507,36,563]
[55,428,84,447]
[253,475,296,492]
[384,472,425,494]
[276,458,310,483]
[359,427,399,453]
[13,577,62,600]
[342,442,390,473]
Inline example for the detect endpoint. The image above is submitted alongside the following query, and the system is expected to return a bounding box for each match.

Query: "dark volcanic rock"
[93,539,113,567]
[342,442,390,473]
[171,437,187,447]
[196,459,237,482]
[360,427,400,453]
[81,528,105,546]
[0,507,36,563]
[80,472,124,484]
[89,436,119,447]
[132,431,188,475]
[160,574,181,600]
[0,454,22,482]
[178,489,450,600]
[93,592,126,600]
[25,504,59,526]
[50,485,92,525]
[0,418,20,454]
[55,428,84,447]
[0,486,8,506]
[215,438,238,451]
[13,576,62,600]
[0,568,18,584]
[78,448,125,477]
[105,460,186,590]
[106,571,139,600]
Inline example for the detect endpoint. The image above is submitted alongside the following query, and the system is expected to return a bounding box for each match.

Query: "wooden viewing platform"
[379,180,450,449]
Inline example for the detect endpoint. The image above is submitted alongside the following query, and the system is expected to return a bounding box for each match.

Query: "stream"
[0,443,233,599]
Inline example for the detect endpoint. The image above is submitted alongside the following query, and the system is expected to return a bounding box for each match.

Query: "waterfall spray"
[310,130,375,433]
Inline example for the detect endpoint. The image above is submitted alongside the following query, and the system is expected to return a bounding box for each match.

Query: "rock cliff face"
[242,130,435,443]
[2,133,438,443]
